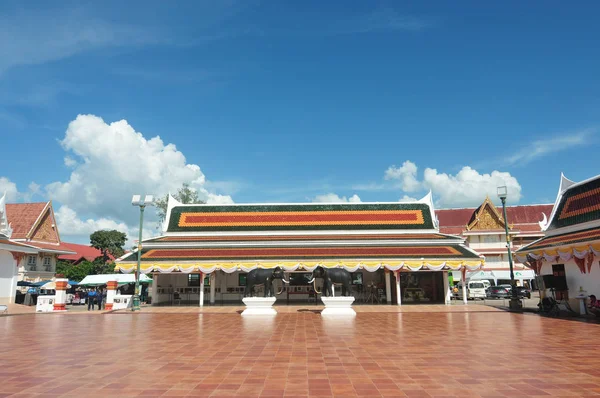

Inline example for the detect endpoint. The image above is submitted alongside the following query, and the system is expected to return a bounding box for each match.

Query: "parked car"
[488,286,511,299]
[515,286,531,299]
[467,281,487,299]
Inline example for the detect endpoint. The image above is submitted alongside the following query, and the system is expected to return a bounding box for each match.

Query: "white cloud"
[46,114,232,221]
[399,195,417,202]
[44,114,233,242]
[0,177,43,202]
[0,177,18,202]
[423,166,521,207]
[506,129,595,166]
[312,193,362,203]
[55,205,156,245]
[385,160,421,192]
[63,156,77,167]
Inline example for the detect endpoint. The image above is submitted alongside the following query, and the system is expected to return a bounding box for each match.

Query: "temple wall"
[542,260,600,314]
[0,250,18,305]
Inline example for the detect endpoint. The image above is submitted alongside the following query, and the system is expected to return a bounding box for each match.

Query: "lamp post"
[131,194,154,311]
[497,186,522,310]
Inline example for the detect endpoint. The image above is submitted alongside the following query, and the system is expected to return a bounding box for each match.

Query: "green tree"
[92,258,115,275]
[90,230,127,262]
[56,260,95,282]
[155,183,205,223]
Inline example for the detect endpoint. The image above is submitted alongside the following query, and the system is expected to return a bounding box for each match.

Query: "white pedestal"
[575,294,588,315]
[321,296,356,316]
[242,297,277,316]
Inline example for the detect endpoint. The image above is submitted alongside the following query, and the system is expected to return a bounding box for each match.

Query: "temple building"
[516,173,600,313]
[115,193,484,306]
[436,198,552,287]
[0,194,74,304]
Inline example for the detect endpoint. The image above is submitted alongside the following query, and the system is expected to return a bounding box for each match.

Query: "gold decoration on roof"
[467,196,507,231]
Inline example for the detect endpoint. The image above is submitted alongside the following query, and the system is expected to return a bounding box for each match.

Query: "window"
[486,255,502,263]
[27,255,37,266]
[188,274,200,286]
[483,235,500,243]
[43,257,51,266]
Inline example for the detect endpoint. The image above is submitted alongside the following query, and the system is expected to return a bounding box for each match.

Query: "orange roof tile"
[5,202,48,239]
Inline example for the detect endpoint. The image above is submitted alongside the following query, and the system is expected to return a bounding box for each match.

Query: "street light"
[497,186,522,310]
[131,194,154,311]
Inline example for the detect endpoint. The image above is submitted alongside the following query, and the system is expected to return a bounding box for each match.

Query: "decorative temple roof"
[5,202,50,240]
[543,173,600,232]
[164,193,439,233]
[516,173,600,270]
[518,226,600,251]
[436,203,552,236]
[4,200,74,255]
[116,193,484,274]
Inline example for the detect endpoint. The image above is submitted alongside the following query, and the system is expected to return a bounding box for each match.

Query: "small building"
[436,198,553,286]
[0,195,74,304]
[58,242,114,265]
[516,174,600,313]
[115,193,484,306]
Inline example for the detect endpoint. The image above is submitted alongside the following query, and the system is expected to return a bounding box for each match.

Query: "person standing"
[87,289,96,311]
[96,288,103,310]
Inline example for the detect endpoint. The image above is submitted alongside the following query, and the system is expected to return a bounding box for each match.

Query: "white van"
[467,281,487,299]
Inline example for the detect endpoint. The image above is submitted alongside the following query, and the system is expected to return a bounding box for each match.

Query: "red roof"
[26,241,76,254]
[5,202,48,239]
[58,242,112,262]
[436,204,553,235]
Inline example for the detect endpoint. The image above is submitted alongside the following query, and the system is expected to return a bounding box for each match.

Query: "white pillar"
[199,273,205,307]
[53,278,68,311]
[105,280,118,310]
[385,270,392,304]
[209,272,216,304]
[443,271,451,305]
[395,271,402,305]
[461,268,467,305]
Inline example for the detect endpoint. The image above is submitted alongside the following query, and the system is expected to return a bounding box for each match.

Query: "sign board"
[112,295,133,310]
[36,295,55,312]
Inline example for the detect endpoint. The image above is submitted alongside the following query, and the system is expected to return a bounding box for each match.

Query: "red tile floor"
[1,310,599,398]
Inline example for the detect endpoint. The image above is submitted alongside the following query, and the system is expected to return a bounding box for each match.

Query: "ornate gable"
[29,205,60,243]
[466,196,506,231]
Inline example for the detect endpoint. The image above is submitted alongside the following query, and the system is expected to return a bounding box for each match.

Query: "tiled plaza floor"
[1,310,599,398]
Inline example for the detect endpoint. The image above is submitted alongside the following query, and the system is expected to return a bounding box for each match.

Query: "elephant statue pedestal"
[321,297,356,316]
[242,297,277,316]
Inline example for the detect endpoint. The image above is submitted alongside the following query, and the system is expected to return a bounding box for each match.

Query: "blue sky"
[1,1,599,243]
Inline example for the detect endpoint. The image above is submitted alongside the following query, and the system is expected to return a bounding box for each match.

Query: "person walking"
[87,289,96,311]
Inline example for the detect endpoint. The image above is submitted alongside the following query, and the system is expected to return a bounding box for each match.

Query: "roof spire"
[0,192,13,239]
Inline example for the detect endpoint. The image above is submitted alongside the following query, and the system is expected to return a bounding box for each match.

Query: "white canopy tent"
[466,269,535,285]
[78,273,152,286]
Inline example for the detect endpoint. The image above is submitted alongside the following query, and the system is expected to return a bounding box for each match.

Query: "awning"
[40,281,72,290]
[515,226,600,264]
[78,273,153,286]
[31,280,52,287]
[114,260,484,274]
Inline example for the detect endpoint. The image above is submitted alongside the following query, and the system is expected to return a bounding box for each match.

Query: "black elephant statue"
[244,266,290,297]
[308,266,353,297]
